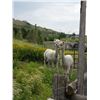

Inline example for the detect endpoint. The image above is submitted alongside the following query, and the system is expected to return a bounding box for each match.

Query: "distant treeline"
[13,19,66,44]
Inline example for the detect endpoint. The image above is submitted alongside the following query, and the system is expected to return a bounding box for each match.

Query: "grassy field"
[13,39,78,56]
[13,39,77,100]
[13,61,77,100]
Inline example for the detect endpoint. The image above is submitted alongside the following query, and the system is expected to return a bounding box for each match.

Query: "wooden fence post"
[77,0,86,95]
[53,74,68,100]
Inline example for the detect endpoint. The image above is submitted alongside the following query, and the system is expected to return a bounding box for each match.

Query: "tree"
[37,30,43,44]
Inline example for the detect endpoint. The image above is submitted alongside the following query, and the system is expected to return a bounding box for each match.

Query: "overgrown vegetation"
[13,39,77,100]
[13,61,53,100]
[13,61,77,100]
[13,39,46,62]
[13,19,80,100]
[13,39,78,63]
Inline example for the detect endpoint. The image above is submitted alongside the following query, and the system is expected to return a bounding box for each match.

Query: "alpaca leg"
[44,57,48,67]
[64,66,70,82]
[48,60,50,67]
[64,72,70,83]
[48,60,51,67]
[51,60,54,67]
[67,65,71,75]
[44,60,46,66]
[44,59,46,67]
[51,61,54,67]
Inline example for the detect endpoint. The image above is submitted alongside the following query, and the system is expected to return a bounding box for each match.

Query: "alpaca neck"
[55,46,58,65]
[61,46,65,66]
[55,46,58,57]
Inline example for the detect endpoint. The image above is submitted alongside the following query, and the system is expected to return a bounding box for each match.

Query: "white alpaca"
[54,39,64,49]
[44,49,57,67]
[54,39,73,75]
[63,55,73,75]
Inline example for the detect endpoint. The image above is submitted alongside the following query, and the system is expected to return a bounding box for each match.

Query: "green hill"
[13,19,66,44]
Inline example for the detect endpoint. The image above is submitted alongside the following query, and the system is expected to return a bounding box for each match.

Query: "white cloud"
[13,0,80,2]
[14,2,80,34]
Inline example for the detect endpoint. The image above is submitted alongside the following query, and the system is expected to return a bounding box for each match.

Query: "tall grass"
[13,39,78,63]
[13,61,77,100]
[13,39,77,100]
[13,61,53,100]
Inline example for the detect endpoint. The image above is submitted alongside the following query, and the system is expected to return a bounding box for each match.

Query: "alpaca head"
[54,39,65,49]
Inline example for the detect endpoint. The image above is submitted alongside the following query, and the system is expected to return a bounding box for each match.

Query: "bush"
[13,40,78,100]
[13,74,44,100]
[13,60,77,100]
[13,41,46,62]
[13,39,78,64]
[13,61,52,100]
[13,41,78,63]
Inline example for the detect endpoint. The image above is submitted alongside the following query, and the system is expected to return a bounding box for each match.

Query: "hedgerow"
[13,39,78,63]
[13,42,46,62]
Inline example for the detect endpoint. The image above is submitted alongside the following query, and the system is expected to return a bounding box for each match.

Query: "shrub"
[13,41,46,62]
[13,61,52,100]
[13,39,78,63]
[13,43,78,63]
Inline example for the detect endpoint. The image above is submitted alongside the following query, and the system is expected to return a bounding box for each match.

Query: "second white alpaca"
[54,39,74,75]
[44,49,57,67]
[63,55,73,75]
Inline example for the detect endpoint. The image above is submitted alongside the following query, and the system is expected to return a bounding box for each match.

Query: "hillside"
[13,19,66,44]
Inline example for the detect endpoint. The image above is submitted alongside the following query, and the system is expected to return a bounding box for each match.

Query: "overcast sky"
[13,0,81,34]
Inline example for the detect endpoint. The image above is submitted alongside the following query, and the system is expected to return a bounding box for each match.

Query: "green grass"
[13,61,77,100]
[13,39,78,62]
[13,39,78,100]
[69,69,77,82]
[13,39,44,48]
[13,61,57,100]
